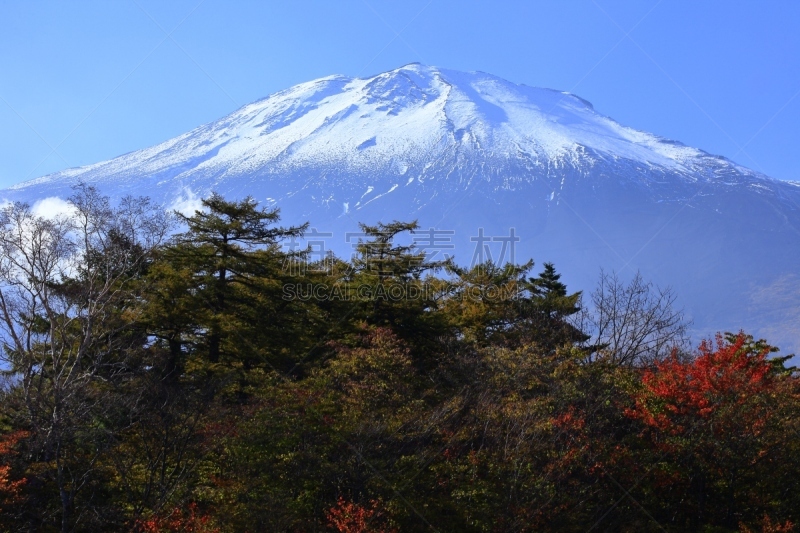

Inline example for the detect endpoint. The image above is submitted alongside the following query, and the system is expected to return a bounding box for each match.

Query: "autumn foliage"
[0,431,27,511]
[739,515,795,533]
[628,333,777,433]
[0,192,798,531]
[624,333,798,529]
[326,497,397,533]
[134,503,219,533]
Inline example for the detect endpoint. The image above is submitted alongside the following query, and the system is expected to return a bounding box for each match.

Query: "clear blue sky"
[1,1,799,189]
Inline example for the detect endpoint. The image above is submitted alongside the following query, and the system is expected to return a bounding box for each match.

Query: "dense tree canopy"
[0,190,796,532]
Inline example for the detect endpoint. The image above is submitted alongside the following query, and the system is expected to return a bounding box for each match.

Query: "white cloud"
[169,187,205,216]
[31,197,75,219]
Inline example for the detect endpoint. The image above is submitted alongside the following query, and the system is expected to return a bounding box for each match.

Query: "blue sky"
[1,1,799,189]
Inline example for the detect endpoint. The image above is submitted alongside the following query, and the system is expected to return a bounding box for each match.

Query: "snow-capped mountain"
[4,64,800,353]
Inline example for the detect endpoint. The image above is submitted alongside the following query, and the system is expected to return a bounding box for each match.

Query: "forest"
[0,186,798,532]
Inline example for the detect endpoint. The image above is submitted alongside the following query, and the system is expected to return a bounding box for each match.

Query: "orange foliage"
[134,503,219,533]
[626,333,776,435]
[0,431,28,509]
[326,497,397,533]
[552,407,586,431]
[740,514,795,533]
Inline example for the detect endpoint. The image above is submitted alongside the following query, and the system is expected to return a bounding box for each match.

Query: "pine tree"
[443,260,533,347]
[149,193,308,366]
[351,221,440,281]
[523,262,589,347]
[345,221,450,362]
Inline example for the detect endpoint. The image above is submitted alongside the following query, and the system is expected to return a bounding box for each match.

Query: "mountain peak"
[6,64,766,200]
[2,65,799,353]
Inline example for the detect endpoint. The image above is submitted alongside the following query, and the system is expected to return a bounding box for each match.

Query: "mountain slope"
[4,64,800,352]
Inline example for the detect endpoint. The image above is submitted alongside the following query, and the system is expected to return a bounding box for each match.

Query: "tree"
[326,497,397,533]
[626,333,798,529]
[344,221,450,362]
[0,184,170,531]
[1,189,799,531]
[587,270,690,366]
[147,192,308,370]
[351,221,443,282]
[443,260,532,347]
[443,261,588,350]
[523,262,589,348]
[134,502,219,532]
[0,430,27,521]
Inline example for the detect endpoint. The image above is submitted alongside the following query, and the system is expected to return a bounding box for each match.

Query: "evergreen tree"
[345,220,450,363]
[444,260,533,347]
[146,193,308,369]
[523,262,589,347]
[1,192,798,532]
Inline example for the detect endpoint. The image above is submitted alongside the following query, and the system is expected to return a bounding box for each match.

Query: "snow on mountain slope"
[8,64,762,200]
[3,64,800,354]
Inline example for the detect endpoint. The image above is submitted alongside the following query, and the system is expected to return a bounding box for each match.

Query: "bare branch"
[586,270,691,366]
